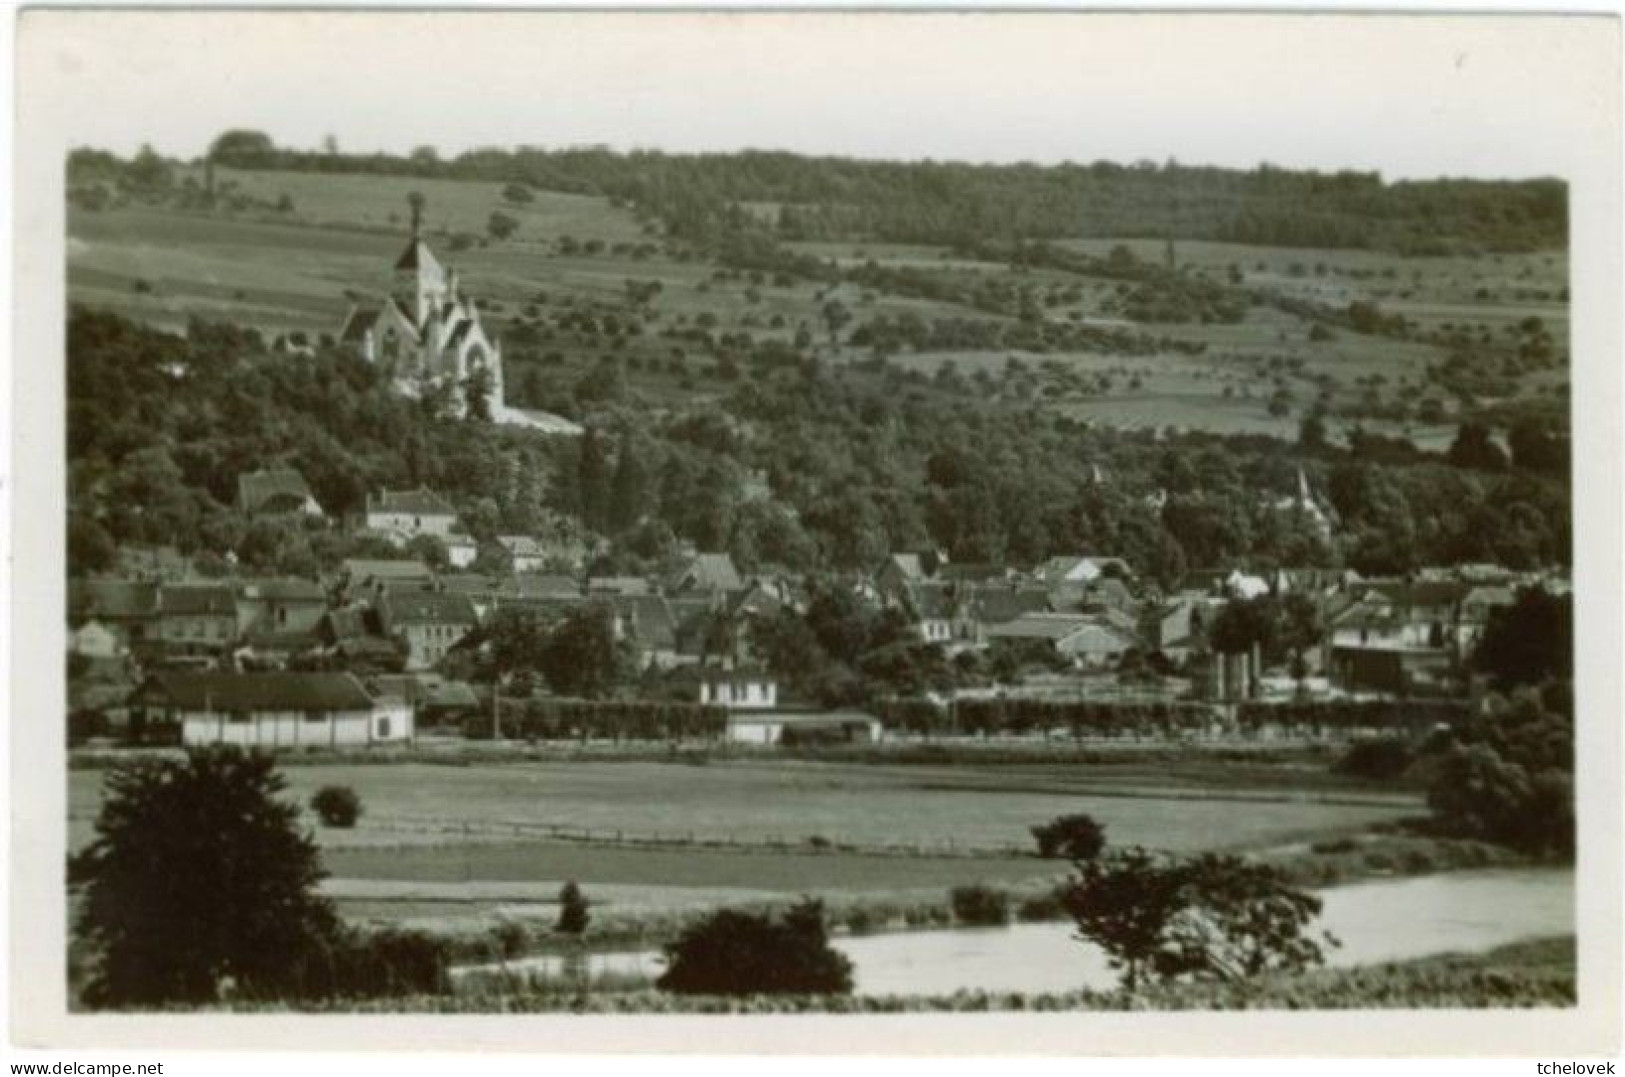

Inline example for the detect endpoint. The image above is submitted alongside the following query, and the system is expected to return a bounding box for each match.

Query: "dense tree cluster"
[66,306,1570,587]
[85,137,1564,254]
[1423,682,1573,854]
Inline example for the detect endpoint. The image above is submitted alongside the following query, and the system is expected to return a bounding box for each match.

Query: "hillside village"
[69,498,1567,750]
[63,147,1575,755]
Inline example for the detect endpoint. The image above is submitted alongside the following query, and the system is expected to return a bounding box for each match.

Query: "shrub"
[1031,814,1107,860]
[1015,888,1066,922]
[556,881,590,936]
[310,785,362,828]
[335,928,450,998]
[950,884,1011,926]
[490,920,529,961]
[1334,737,1414,781]
[657,900,853,996]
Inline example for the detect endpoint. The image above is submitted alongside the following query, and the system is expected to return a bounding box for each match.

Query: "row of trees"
[176,133,1567,253]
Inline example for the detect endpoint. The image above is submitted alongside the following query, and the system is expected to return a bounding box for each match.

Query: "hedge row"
[462,699,728,742]
[874,698,1216,737]
[1235,700,1470,732]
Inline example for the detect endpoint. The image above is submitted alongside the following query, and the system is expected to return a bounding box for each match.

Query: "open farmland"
[69,756,1422,932]
[67,160,1568,440]
[70,757,1422,856]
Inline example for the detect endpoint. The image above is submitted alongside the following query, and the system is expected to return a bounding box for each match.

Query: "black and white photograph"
[8,7,1622,1057]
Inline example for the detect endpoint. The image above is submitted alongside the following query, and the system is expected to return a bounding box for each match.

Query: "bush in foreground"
[949,884,1011,926]
[1062,847,1335,991]
[657,900,853,996]
[1031,813,1107,860]
[310,785,363,828]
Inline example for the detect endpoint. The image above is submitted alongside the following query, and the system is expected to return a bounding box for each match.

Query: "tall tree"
[608,437,649,534]
[75,748,341,1006]
[576,427,611,533]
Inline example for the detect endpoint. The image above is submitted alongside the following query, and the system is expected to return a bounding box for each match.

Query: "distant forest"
[73,133,1567,255]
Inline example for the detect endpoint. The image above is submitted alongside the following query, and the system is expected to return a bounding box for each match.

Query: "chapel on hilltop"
[338,200,508,418]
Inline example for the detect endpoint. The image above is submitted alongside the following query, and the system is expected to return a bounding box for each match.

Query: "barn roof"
[136,672,374,713]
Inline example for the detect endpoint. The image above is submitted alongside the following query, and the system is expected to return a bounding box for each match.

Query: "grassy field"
[70,756,1421,935]
[70,757,1420,857]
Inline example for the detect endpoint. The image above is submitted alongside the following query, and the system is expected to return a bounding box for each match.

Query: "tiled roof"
[506,573,583,597]
[1370,582,1471,608]
[237,468,316,513]
[70,580,160,621]
[987,613,1101,641]
[339,304,382,345]
[667,553,743,593]
[616,594,678,650]
[908,583,959,620]
[322,606,378,641]
[587,576,652,596]
[383,592,479,626]
[969,585,1052,625]
[137,672,374,713]
[160,585,236,617]
[343,558,435,582]
[368,488,456,517]
[235,577,325,603]
[437,573,500,595]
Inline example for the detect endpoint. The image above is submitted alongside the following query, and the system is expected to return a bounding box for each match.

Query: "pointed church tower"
[393,193,446,328]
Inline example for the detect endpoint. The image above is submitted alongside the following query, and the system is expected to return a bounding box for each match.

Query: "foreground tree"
[1061,847,1334,991]
[657,899,853,995]
[75,748,341,1006]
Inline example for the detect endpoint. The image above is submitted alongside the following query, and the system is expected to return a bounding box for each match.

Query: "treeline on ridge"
[72,133,1567,255]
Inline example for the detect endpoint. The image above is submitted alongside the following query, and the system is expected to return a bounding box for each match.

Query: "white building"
[725,710,882,746]
[133,672,412,749]
[364,488,459,542]
[699,668,778,710]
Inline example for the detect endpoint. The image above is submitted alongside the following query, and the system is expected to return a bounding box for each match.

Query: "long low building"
[725,709,882,747]
[130,672,411,749]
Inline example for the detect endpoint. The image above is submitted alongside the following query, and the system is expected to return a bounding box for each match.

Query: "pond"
[454,868,1574,998]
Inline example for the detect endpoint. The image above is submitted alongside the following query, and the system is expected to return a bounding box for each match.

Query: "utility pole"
[493,673,503,742]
